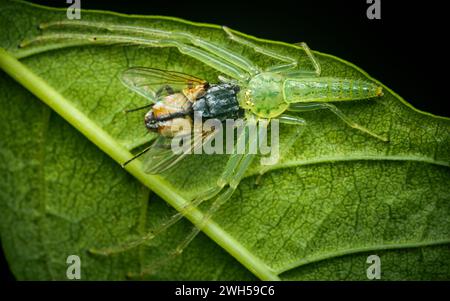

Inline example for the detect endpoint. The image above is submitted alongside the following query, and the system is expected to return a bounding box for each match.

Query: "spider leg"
[133,119,260,277]
[288,102,388,141]
[256,114,306,185]
[89,193,211,256]
[21,21,258,80]
[21,32,248,81]
[190,119,251,202]
[291,42,321,76]
[46,21,261,76]
[131,185,235,278]
[90,119,254,262]
[223,27,320,75]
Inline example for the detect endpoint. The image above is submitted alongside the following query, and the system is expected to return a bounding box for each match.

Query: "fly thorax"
[193,83,243,120]
[244,73,289,118]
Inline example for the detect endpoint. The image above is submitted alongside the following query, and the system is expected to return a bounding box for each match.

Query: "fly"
[119,67,244,173]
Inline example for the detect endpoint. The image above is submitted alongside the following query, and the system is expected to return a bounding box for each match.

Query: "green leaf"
[0,0,449,280]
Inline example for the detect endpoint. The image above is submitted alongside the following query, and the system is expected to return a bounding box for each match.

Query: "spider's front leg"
[287,102,389,142]
[20,20,263,81]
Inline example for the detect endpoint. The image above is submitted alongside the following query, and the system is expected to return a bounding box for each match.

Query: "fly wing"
[141,130,218,174]
[120,67,206,102]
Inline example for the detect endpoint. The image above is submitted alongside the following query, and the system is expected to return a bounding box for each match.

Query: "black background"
[1,0,449,282]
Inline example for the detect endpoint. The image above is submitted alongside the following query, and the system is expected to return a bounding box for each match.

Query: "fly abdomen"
[145,93,193,137]
[284,77,383,103]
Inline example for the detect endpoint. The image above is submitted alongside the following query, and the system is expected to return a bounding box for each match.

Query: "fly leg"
[288,102,389,141]
[223,26,320,75]
[155,84,175,96]
[123,104,153,113]
[123,84,173,113]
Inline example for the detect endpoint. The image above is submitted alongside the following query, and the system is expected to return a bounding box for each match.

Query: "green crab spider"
[20,20,388,276]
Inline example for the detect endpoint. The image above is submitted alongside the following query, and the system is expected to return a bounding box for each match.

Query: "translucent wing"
[120,67,207,102]
[141,130,218,174]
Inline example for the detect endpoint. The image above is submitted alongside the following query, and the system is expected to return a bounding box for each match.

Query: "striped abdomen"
[283,77,383,103]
